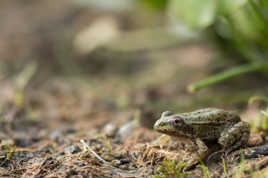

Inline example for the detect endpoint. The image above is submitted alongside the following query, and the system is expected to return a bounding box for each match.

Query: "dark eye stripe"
[175,119,179,123]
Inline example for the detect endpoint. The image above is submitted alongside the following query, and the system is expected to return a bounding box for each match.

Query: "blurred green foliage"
[169,0,217,29]
[139,0,168,9]
[168,0,268,91]
[140,0,268,90]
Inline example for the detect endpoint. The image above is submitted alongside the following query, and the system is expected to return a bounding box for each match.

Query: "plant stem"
[188,63,268,92]
[248,96,268,104]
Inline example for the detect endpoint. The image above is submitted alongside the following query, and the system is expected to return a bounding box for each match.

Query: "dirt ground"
[1,1,268,177]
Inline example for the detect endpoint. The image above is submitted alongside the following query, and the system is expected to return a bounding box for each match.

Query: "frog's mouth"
[154,118,187,137]
[155,129,178,136]
[153,119,166,131]
[154,119,176,134]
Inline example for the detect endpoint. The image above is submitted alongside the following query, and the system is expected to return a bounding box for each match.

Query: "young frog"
[153,108,250,166]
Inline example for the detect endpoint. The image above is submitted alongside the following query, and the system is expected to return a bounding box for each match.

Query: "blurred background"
[2,0,268,109]
[1,0,268,177]
[1,0,268,125]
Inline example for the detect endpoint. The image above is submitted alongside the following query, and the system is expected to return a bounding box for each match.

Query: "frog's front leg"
[184,138,208,171]
[195,138,209,159]
[218,121,250,154]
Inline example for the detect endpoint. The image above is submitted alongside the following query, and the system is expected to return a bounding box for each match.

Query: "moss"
[154,159,189,178]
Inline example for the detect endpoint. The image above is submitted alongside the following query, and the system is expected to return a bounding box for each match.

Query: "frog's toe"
[224,147,237,156]
[207,149,225,161]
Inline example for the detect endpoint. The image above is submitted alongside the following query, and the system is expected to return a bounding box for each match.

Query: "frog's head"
[154,111,187,136]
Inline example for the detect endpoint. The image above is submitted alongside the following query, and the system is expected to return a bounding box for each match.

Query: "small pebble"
[102,155,112,162]
[58,151,65,156]
[119,164,128,170]
[112,160,121,167]
[112,158,130,167]
[248,133,264,146]
[103,123,117,137]
[50,128,76,144]
[64,145,81,154]
[117,120,138,141]
[120,158,130,164]
[77,162,86,167]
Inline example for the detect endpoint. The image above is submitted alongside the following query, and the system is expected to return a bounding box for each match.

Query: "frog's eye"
[173,117,183,125]
[174,119,180,124]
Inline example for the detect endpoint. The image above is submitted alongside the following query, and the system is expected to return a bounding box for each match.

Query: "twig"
[244,144,268,159]
[80,139,108,164]
[80,139,137,177]
[188,63,268,92]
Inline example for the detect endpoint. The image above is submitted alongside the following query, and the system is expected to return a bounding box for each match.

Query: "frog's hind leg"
[218,121,250,155]
[208,121,249,160]
[224,130,250,155]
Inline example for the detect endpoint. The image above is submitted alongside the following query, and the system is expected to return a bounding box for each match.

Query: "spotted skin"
[153,108,250,168]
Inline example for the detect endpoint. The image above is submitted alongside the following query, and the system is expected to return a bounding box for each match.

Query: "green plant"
[154,159,189,178]
[197,161,211,178]
[248,96,268,131]
[0,141,16,161]
[167,0,268,91]
[222,157,230,178]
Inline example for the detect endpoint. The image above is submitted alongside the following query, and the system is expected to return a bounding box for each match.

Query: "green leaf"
[168,0,218,29]
[219,0,247,14]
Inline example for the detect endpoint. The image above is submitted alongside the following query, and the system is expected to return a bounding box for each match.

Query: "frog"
[153,108,250,167]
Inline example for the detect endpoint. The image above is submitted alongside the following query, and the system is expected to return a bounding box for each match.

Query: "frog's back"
[180,108,241,125]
